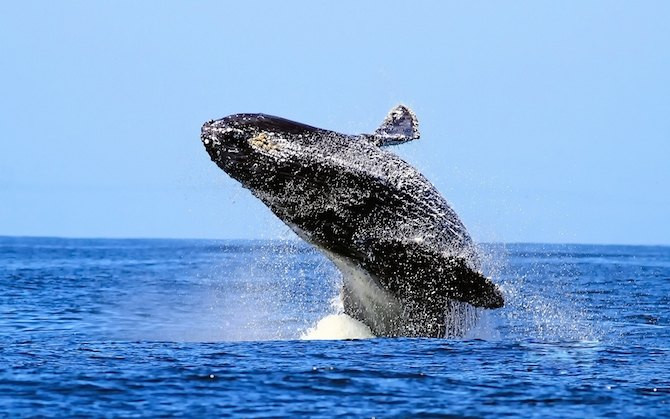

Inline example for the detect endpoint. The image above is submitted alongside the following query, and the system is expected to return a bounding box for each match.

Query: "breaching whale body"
[201,106,504,338]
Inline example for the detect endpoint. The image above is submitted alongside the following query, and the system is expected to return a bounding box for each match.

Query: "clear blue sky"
[1,1,668,244]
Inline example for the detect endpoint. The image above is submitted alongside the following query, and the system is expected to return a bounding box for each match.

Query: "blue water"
[1,237,669,416]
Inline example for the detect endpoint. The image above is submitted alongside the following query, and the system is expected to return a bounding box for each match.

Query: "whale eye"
[249,131,279,152]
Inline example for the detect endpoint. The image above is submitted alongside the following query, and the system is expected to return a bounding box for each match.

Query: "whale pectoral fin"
[362,240,504,310]
[444,258,504,309]
[367,105,420,147]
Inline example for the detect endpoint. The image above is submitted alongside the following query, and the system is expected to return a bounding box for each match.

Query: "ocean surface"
[1,236,669,417]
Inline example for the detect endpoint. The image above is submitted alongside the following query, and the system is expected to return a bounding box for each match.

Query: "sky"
[1,1,668,245]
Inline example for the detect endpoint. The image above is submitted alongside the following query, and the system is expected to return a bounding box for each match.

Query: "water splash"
[300,314,374,340]
[174,239,601,343]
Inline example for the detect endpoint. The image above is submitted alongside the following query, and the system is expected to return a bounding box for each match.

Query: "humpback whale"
[201,105,503,337]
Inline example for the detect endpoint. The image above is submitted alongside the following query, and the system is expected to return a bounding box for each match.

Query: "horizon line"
[0,234,668,248]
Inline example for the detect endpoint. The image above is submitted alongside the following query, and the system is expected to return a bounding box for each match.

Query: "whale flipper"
[361,239,504,309]
[368,105,420,147]
[332,238,503,337]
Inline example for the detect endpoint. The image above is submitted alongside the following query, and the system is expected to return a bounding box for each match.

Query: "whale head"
[201,106,420,194]
[201,113,336,192]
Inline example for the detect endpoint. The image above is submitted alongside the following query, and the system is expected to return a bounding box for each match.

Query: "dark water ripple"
[1,237,669,417]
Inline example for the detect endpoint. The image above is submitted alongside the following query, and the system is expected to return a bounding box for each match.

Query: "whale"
[201,105,504,337]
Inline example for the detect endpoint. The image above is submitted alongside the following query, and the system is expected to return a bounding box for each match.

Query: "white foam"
[300,314,375,340]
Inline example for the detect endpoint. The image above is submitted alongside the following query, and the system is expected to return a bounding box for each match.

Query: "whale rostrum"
[201,105,504,337]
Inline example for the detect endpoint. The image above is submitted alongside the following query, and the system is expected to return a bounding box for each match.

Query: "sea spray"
[492,243,600,342]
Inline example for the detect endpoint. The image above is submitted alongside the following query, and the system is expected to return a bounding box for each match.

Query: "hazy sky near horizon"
[1,1,669,244]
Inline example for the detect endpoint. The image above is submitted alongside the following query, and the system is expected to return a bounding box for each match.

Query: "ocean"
[1,236,668,417]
